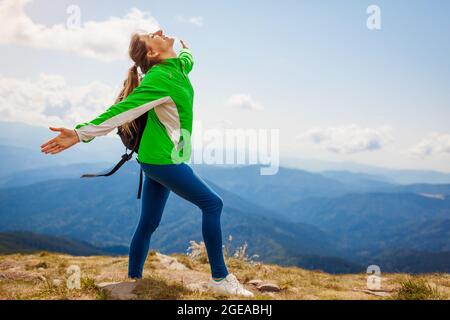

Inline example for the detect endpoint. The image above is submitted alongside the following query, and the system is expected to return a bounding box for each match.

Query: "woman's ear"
[146,49,160,60]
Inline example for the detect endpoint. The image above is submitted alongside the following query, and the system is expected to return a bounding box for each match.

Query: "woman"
[40,29,253,298]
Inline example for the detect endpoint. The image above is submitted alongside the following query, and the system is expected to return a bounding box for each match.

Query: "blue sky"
[1,0,449,171]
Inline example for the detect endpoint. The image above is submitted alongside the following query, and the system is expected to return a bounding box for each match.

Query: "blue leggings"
[128,162,229,279]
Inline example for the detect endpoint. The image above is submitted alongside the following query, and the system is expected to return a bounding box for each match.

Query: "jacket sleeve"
[74,74,170,143]
[179,48,194,75]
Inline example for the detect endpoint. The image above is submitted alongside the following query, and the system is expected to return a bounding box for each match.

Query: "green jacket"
[74,48,195,165]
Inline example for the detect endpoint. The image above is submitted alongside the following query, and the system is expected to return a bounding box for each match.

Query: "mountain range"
[0,121,449,274]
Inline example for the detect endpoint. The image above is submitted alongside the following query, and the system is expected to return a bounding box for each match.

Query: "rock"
[37,268,45,272]
[1,271,43,281]
[0,260,16,270]
[186,281,209,293]
[155,252,188,271]
[52,279,62,287]
[256,283,281,292]
[248,279,263,286]
[96,281,138,300]
[352,288,392,298]
[37,275,46,282]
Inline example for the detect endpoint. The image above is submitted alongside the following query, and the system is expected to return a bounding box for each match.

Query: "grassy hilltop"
[0,249,449,300]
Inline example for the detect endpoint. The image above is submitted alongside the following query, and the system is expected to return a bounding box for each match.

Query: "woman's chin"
[166,42,175,51]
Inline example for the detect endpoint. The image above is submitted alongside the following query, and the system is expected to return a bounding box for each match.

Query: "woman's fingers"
[47,147,63,155]
[41,141,58,151]
[50,146,65,154]
[41,126,77,155]
[49,127,63,132]
[41,137,59,148]
[40,139,53,149]
[43,145,61,154]
[41,141,60,153]
[41,127,63,150]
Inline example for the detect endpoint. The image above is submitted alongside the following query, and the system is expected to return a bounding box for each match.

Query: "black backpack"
[80,112,149,199]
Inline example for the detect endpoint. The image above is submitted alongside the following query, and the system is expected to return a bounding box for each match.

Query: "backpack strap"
[80,150,135,178]
[80,144,144,200]
[137,167,143,199]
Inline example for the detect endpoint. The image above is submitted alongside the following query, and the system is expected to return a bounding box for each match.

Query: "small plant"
[81,277,108,300]
[394,277,445,300]
[222,234,261,265]
[37,277,69,299]
[279,276,295,290]
[34,262,49,269]
[232,241,260,266]
[186,236,260,266]
[186,240,208,264]
[81,277,97,292]
[223,234,233,258]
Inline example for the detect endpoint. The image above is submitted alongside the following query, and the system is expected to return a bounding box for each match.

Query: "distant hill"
[1,161,450,273]
[281,156,450,184]
[0,231,110,256]
[0,162,113,188]
[320,170,396,192]
[289,193,450,256]
[393,183,450,196]
[3,120,450,184]
[0,143,120,178]
[0,162,360,274]
[0,121,123,177]
[369,249,450,274]
[192,164,354,213]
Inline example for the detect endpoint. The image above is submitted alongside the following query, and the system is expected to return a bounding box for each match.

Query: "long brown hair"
[117,33,159,137]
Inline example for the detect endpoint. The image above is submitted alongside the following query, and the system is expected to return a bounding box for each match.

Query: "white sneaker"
[208,273,254,298]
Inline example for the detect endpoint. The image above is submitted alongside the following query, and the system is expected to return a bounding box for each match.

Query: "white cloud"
[410,133,450,157]
[0,73,117,128]
[176,15,204,27]
[297,124,393,154]
[226,93,264,111]
[0,0,160,61]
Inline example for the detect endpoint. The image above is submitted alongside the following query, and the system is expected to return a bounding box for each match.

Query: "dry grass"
[0,252,449,300]
[393,276,447,300]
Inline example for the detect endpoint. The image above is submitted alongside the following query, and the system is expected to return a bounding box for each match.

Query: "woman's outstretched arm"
[40,73,168,154]
[179,40,194,75]
[40,127,80,154]
[73,73,168,143]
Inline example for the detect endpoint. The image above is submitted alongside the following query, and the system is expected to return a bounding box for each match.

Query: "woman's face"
[141,29,175,58]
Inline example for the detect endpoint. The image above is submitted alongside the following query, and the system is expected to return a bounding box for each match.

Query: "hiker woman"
[40,29,253,297]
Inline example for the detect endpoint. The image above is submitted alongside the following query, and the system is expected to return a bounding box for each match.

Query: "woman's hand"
[40,127,80,155]
[180,40,189,49]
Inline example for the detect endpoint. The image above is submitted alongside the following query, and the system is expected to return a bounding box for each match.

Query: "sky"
[0,0,449,172]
